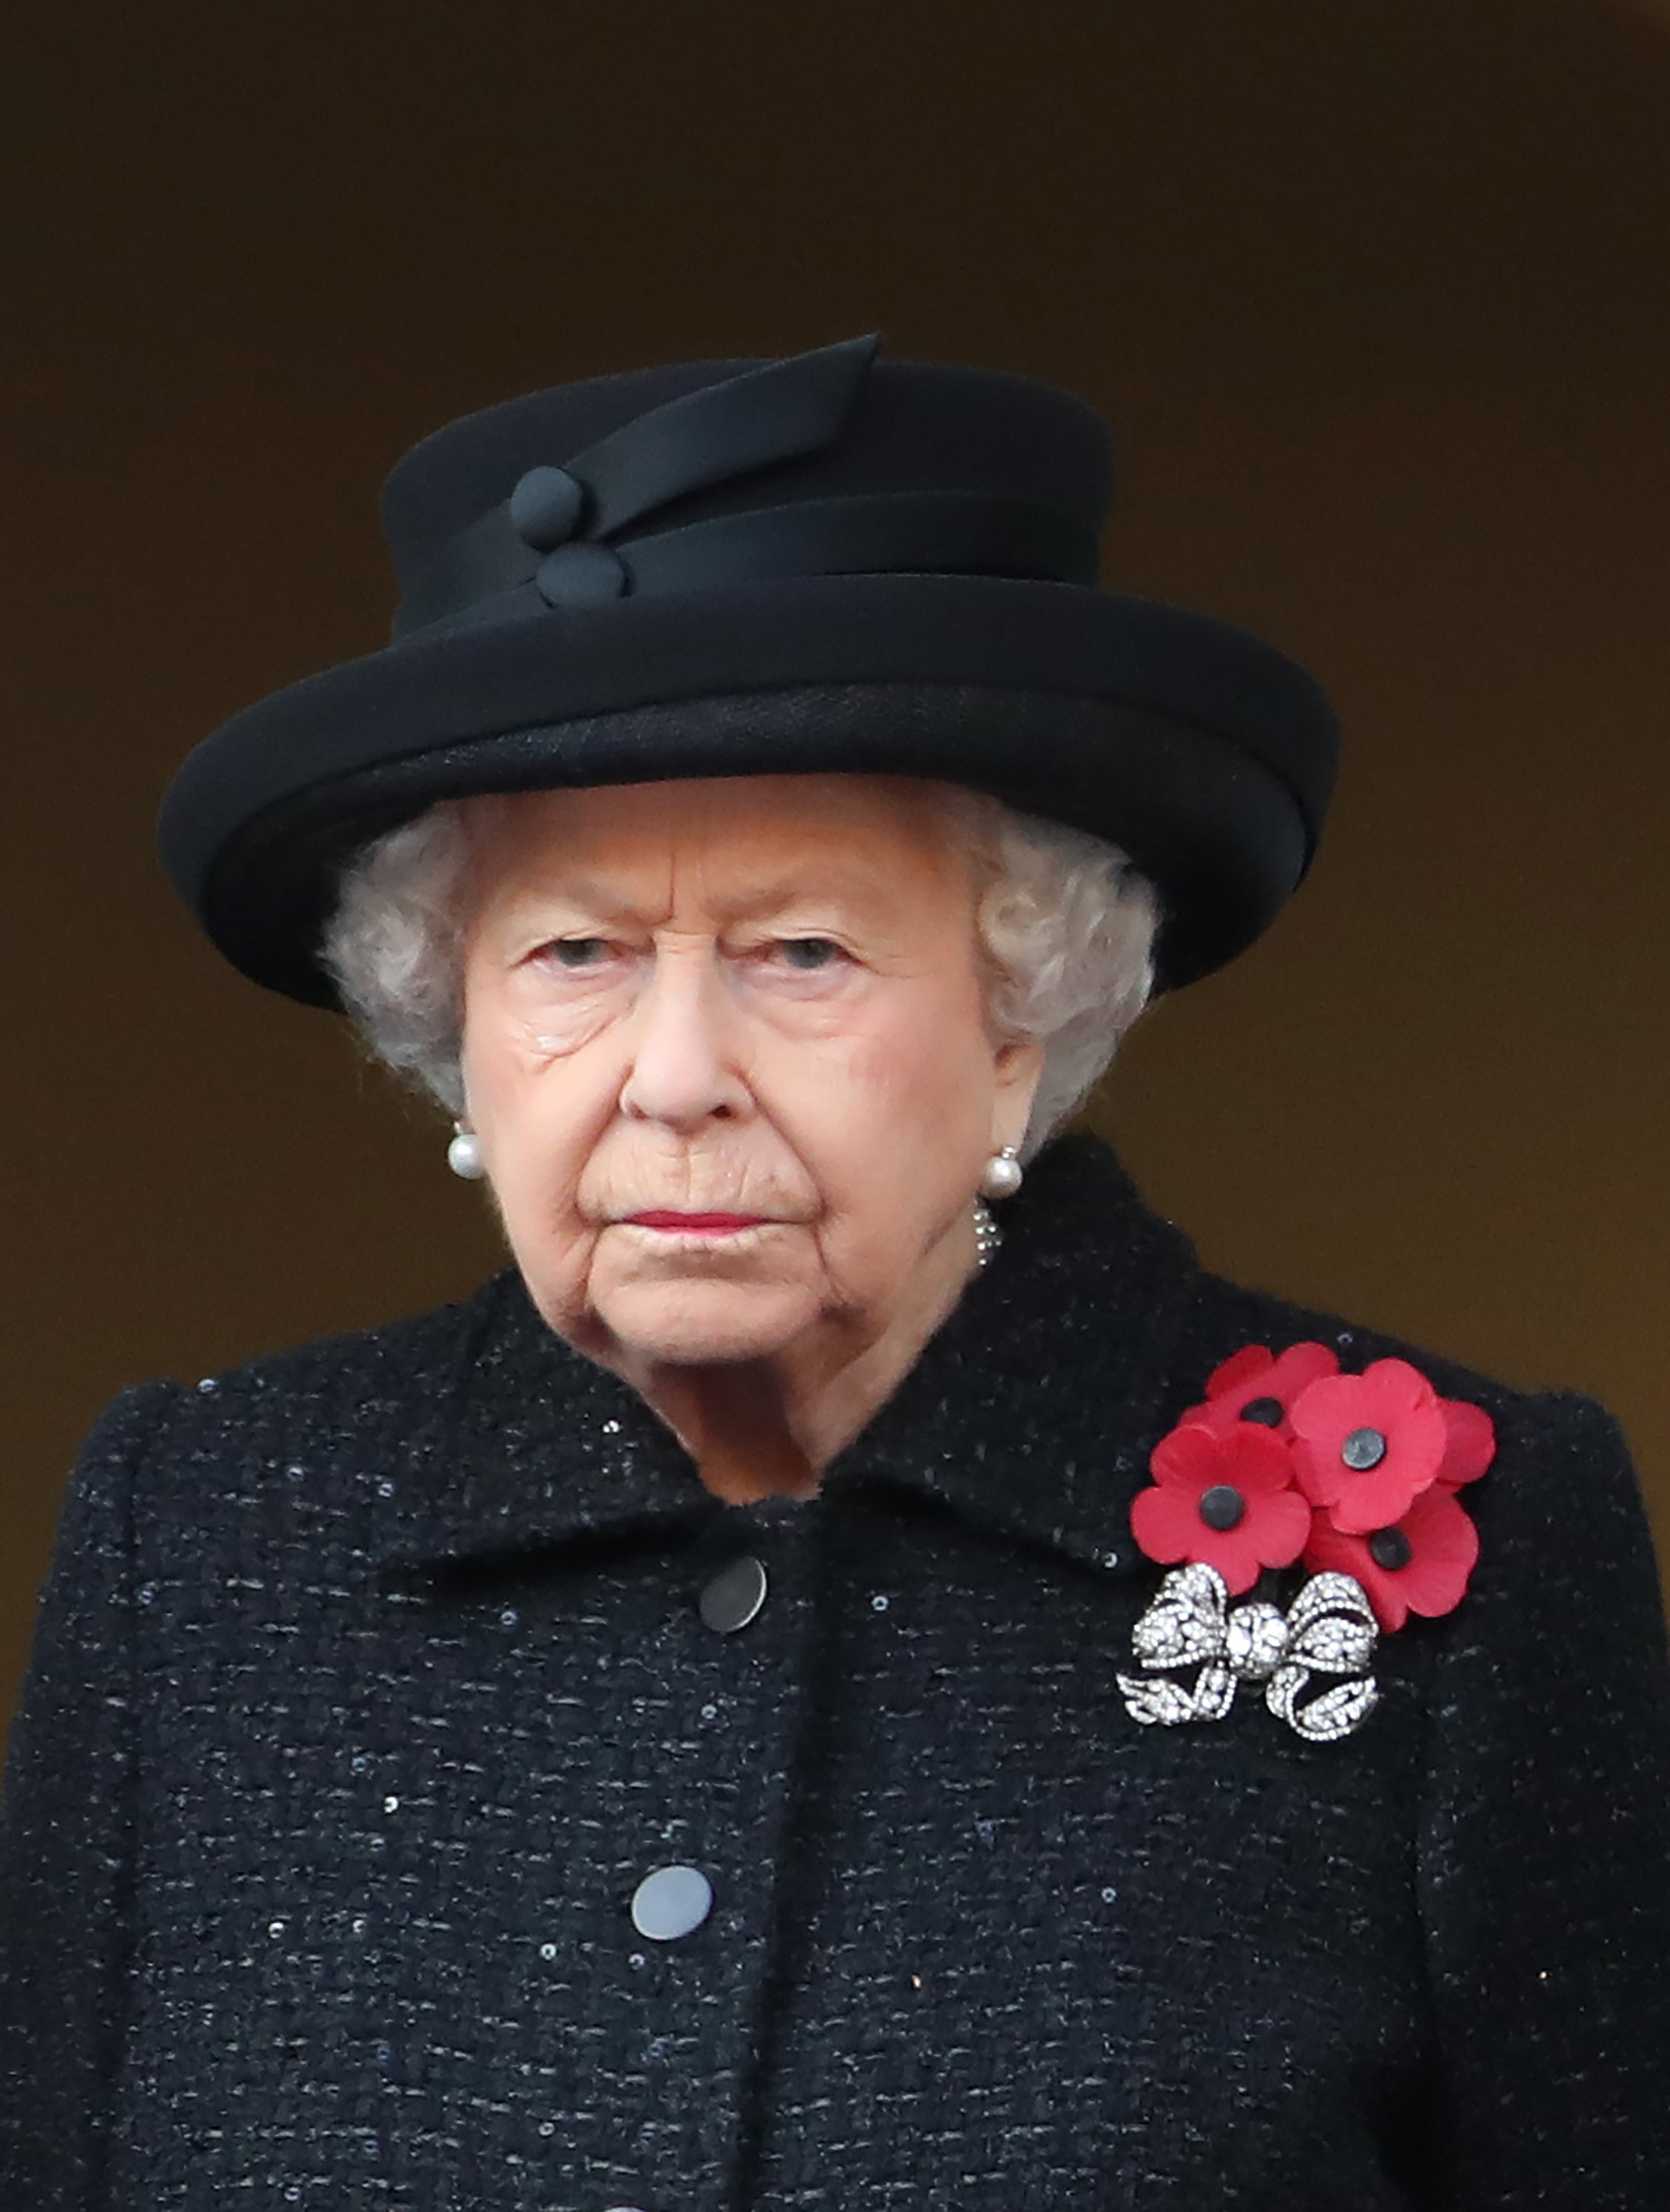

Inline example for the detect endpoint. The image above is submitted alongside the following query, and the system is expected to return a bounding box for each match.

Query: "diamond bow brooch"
[1118,1561,1381,1743]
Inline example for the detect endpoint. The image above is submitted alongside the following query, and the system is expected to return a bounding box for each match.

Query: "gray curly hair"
[321,786,1159,1158]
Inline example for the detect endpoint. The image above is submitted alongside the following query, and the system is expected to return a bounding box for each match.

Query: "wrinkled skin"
[458,774,1042,1500]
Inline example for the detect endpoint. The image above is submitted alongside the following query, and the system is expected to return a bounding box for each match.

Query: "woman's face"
[457,774,1042,1376]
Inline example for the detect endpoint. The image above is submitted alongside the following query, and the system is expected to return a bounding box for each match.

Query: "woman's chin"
[594,1277,825,1368]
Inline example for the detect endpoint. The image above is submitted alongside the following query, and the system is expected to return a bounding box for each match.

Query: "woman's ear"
[991,1036,1045,1152]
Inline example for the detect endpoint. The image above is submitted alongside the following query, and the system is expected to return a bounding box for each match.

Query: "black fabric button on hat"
[534,541,628,606]
[508,464,587,549]
[156,333,1341,1007]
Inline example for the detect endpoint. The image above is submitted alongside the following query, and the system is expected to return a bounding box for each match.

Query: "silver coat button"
[630,1863,713,1941]
[698,1554,768,1633]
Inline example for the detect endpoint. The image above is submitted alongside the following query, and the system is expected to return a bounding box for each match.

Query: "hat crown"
[380,345,1116,587]
[158,335,1336,1010]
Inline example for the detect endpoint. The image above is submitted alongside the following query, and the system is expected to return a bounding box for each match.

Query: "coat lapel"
[371,1272,718,1572]
[821,1136,1198,1581]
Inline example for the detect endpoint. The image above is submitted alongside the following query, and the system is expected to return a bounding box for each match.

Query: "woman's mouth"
[623,1211,772,1235]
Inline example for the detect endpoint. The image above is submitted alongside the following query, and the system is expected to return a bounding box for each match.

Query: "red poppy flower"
[1435,1397,1496,1489]
[1188,1339,1341,1438]
[1130,1422,1312,1597]
[1303,1482,1482,1631]
[1289,1358,1449,1533]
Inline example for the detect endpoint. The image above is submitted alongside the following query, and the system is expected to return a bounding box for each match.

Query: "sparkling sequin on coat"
[3,1138,1668,2209]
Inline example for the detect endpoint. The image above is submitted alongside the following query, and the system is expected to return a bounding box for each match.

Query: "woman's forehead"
[465,775,976,915]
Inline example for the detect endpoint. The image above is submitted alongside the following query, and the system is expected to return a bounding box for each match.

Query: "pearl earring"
[446,1125,486,1180]
[980,1145,1023,1200]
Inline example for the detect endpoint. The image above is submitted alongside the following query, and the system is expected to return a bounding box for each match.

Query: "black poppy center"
[1367,1526,1413,1572]
[1238,1396,1285,1428]
[1198,1483,1247,1532]
[1341,1424,1388,1471]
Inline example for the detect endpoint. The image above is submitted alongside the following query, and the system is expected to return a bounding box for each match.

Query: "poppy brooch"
[1118,1341,1495,1743]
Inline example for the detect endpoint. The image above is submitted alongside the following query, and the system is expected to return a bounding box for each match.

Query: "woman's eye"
[542,937,613,969]
[774,937,846,971]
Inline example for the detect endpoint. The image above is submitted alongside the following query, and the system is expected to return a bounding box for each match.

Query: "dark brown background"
[5,0,1669,1744]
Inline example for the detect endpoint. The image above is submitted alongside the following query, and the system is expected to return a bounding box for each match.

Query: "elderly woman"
[3,337,1667,2210]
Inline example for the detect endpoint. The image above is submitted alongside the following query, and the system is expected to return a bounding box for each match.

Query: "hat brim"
[158,571,1338,1003]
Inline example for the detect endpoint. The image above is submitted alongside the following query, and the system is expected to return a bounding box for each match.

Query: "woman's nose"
[616,950,751,1128]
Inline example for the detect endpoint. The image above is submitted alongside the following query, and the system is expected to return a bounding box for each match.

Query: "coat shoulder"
[1183,1260,1584,1428]
[87,1274,518,1538]
[1174,1262,1656,1583]
[162,1272,512,1425]
[1030,1134,1597,1438]
[1128,1259,1665,1728]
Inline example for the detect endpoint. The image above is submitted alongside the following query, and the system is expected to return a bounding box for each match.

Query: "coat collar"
[375,1136,1200,1586]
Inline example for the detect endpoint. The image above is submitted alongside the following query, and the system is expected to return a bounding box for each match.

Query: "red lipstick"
[626,1211,767,1233]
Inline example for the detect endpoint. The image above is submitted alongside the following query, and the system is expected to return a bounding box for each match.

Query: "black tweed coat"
[3,1136,1668,2210]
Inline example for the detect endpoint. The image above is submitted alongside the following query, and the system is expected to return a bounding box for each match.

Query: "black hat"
[157,335,1339,1003]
